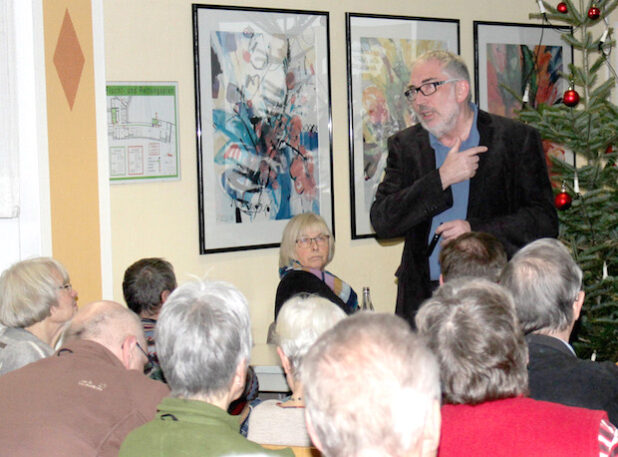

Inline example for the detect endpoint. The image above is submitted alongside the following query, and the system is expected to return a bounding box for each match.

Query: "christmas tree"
[516,0,618,361]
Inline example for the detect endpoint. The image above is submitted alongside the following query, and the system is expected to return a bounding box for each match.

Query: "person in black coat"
[370,50,557,326]
[500,238,618,423]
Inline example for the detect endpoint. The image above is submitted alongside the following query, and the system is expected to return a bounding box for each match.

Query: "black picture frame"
[193,4,334,253]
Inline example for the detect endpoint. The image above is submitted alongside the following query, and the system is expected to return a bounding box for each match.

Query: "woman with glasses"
[0,257,78,375]
[275,213,358,319]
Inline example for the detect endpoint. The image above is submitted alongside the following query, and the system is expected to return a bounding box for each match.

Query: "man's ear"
[305,410,324,452]
[230,359,248,402]
[454,79,470,104]
[439,274,444,287]
[160,289,171,305]
[420,399,441,457]
[120,334,138,370]
[276,347,292,374]
[573,290,585,321]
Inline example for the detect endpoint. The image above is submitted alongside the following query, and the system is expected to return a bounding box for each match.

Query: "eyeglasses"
[58,283,72,292]
[296,234,330,249]
[404,79,461,101]
[136,342,156,365]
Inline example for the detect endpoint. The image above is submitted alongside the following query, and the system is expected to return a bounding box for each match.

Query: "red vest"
[439,396,607,457]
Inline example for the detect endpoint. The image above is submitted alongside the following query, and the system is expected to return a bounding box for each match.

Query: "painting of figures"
[347,14,459,237]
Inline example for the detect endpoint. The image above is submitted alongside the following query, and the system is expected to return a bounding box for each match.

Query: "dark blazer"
[370,110,558,324]
[526,333,618,424]
[274,270,349,319]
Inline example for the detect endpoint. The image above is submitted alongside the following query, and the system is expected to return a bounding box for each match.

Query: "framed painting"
[193,4,333,253]
[346,13,459,238]
[474,21,573,118]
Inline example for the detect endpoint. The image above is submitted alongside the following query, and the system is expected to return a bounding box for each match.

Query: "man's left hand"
[436,220,471,243]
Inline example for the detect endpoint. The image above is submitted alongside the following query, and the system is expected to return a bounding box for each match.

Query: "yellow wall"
[44,1,102,304]
[103,0,555,342]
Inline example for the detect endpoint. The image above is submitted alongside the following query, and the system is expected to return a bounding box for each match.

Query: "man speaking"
[370,50,557,325]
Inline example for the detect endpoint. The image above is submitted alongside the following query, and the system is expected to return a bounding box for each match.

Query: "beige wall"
[103,0,546,342]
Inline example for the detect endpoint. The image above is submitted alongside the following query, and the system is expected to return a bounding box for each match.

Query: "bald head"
[66,300,146,370]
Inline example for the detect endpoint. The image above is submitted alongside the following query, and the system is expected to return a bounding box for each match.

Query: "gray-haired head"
[279,213,334,269]
[156,279,252,399]
[0,257,70,328]
[275,294,346,380]
[439,232,507,283]
[301,313,441,457]
[416,278,528,405]
[122,257,176,317]
[412,50,471,103]
[499,238,583,334]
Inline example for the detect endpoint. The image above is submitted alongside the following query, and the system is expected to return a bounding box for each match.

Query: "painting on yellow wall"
[193,5,333,253]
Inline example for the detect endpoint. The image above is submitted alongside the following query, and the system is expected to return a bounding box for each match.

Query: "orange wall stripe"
[43,1,102,305]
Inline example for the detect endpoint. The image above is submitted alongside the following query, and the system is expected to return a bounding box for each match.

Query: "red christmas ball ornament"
[563,88,580,107]
[588,5,601,20]
[557,2,568,13]
[606,145,617,167]
[555,190,572,210]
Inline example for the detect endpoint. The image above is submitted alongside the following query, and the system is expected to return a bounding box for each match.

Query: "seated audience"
[123,257,177,380]
[0,257,78,375]
[300,313,441,457]
[0,300,169,457]
[119,279,292,457]
[248,294,346,446]
[276,213,358,319]
[500,238,618,423]
[438,231,506,284]
[415,278,618,457]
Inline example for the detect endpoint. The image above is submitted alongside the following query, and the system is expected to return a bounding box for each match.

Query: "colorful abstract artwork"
[359,37,446,209]
[486,44,563,118]
[474,22,572,118]
[194,6,332,252]
[211,30,320,223]
[347,14,459,237]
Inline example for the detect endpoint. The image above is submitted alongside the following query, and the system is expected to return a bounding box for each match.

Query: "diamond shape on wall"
[53,9,85,110]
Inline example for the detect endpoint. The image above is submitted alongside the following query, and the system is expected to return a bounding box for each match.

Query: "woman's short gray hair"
[416,278,528,405]
[279,213,334,269]
[275,294,346,378]
[0,257,69,328]
[156,279,252,399]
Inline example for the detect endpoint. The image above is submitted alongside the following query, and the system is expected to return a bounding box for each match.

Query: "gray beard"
[413,105,459,139]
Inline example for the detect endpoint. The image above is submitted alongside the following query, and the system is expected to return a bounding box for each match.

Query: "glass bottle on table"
[362,287,375,311]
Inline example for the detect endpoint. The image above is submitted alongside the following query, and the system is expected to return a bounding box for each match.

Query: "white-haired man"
[370,49,557,326]
[301,312,441,457]
[0,300,169,457]
[119,279,292,457]
[500,238,618,424]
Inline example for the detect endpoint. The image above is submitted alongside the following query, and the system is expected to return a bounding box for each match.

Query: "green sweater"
[119,397,293,457]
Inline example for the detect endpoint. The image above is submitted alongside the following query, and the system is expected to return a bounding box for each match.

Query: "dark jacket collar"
[526,333,576,358]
